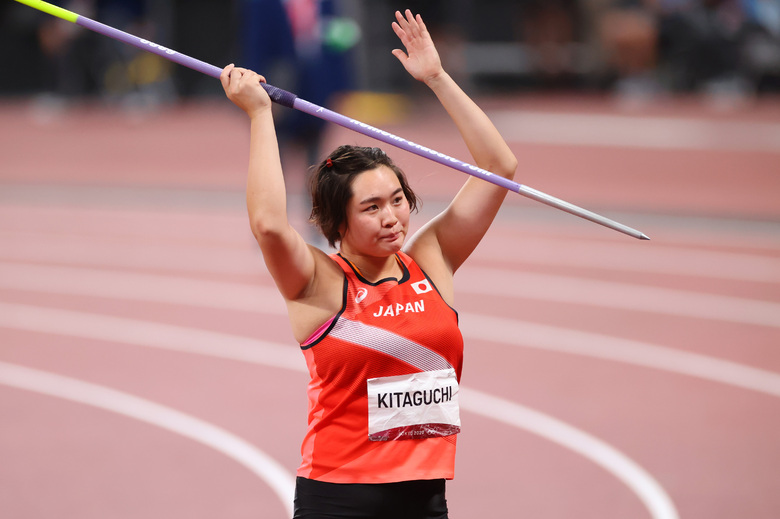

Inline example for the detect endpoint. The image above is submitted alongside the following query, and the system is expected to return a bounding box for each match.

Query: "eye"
[393,196,404,205]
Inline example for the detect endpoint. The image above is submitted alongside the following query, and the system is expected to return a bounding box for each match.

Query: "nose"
[381,204,399,227]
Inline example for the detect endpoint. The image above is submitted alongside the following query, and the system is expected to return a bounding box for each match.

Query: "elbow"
[248,213,286,245]
[489,154,518,181]
[503,155,518,180]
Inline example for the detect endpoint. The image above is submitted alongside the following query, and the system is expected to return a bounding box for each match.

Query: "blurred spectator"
[737,0,780,92]
[586,0,780,101]
[3,0,777,103]
[656,0,748,93]
[33,0,175,110]
[596,0,659,95]
[459,0,585,90]
[521,0,584,88]
[237,0,356,234]
[238,0,355,162]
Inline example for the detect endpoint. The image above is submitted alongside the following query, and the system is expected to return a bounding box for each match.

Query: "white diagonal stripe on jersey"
[329,318,452,372]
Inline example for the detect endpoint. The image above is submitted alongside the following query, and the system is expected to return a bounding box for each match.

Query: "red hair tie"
[325,158,333,168]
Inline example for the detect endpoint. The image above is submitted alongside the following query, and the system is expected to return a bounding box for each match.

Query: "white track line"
[0,304,678,519]
[0,231,263,276]
[0,302,300,371]
[2,229,779,282]
[459,266,780,328]
[2,261,778,328]
[461,388,679,519]
[473,237,780,283]
[0,361,295,518]
[0,262,286,315]
[460,314,780,398]
[3,296,778,398]
[3,263,779,393]
[487,110,780,152]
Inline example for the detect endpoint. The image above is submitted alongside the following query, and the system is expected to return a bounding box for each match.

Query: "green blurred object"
[323,17,361,52]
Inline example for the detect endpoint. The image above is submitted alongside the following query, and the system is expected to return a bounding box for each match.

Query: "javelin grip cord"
[15,0,648,240]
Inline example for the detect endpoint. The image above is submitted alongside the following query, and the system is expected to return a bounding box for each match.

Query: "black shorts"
[292,476,449,519]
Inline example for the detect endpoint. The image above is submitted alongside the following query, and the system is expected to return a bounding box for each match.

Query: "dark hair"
[309,145,419,248]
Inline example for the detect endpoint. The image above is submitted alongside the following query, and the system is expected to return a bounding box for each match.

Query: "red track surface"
[1,95,779,519]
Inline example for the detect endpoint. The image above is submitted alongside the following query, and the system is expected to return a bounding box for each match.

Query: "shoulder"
[403,234,454,305]
[396,251,425,277]
[279,245,345,308]
[285,247,346,343]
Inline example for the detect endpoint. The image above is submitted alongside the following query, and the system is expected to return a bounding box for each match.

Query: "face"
[340,166,411,257]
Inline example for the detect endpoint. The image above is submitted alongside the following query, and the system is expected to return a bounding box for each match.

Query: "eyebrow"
[359,187,404,205]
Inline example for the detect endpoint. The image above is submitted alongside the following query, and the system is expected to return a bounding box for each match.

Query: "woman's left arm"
[394,11,518,285]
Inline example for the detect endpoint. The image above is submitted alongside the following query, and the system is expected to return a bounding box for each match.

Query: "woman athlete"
[221,9,517,519]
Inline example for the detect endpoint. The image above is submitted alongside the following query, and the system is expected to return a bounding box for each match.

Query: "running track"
[1,94,779,518]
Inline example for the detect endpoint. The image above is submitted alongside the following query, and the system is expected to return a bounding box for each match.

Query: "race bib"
[367,368,460,441]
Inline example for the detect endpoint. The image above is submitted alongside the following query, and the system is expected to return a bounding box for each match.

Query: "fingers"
[394,9,424,36]
[220,63,273,118]
[414,12,426,33]
[221,65,266,93]
[220,63,235,91]
[394,10,413,32]
[393,9,428,47]
[221,64,245,94]
[391,48,407,64]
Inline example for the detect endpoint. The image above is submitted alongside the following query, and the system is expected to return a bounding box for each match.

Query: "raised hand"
[220,64,272,118]
[391,10,444,84]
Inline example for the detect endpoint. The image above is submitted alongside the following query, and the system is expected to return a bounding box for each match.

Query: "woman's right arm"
[220,65,319,301]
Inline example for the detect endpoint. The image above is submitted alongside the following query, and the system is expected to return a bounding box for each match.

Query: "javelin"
[16,0,649,240]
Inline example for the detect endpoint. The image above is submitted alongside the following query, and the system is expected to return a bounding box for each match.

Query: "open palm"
[391,10,443,84]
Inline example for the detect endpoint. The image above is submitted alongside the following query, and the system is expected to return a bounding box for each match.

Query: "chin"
[387,235,406,250]
[376,241,403,256]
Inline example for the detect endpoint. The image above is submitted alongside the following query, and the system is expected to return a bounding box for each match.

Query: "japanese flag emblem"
[411,280,433,295]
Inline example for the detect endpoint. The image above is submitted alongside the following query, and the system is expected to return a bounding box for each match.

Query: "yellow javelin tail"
[14,0,79,23]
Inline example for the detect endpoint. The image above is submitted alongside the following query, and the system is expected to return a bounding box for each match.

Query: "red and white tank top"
[297,251,464,484]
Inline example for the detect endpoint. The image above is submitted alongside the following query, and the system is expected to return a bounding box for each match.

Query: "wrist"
[423,69,449,88]
[247,105,273,121]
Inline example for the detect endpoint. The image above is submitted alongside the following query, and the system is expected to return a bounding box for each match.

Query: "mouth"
[381,231,403,242]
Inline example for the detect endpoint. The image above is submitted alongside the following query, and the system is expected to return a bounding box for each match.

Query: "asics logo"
[355,288,369,304]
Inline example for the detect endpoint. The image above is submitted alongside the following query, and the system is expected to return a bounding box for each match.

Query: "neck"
[340,251,402,282]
